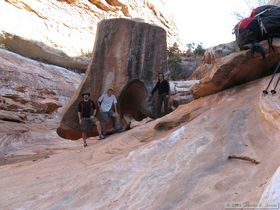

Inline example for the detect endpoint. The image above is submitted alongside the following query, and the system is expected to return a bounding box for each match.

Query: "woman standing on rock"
[151,73,170,118]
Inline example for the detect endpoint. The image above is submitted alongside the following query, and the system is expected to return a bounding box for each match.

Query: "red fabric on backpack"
[250,8,258,18]
[239,17,254,29]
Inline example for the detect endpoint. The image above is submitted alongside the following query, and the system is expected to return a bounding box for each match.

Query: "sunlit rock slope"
[0,0,182,70]
[0,48,82,165]
[1,73,280,209]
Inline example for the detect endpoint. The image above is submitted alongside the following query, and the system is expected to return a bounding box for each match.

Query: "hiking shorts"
[80,117,98,132]
[100,110,117,122]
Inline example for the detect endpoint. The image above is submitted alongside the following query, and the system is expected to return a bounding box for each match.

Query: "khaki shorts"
[100,110,117,122]
[80,117,98,132]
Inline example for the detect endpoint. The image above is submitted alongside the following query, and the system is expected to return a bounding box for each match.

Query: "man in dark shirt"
[78,92,104,147]
[151,73,170,118]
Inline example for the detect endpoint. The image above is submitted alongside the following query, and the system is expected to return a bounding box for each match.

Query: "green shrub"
[168,43,182,80]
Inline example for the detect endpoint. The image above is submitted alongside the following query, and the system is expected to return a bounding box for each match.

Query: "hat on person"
[81,92,90,97]
[108,87,114,91]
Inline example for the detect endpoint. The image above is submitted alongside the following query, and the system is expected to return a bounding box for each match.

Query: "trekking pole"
[271,73,280,95]
[263,61,280,95]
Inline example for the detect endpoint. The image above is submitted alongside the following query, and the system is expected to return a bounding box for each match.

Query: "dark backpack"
[233,5,280,51]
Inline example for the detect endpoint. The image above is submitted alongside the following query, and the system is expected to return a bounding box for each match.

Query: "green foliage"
[167,42,206,80]
[186,42,206,56]
[83,51,92,58]
[167,42,182,80]
[193,43,205,56]
[80,49,93,58]
[186,42,195,50]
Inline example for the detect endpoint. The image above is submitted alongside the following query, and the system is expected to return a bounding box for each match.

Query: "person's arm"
[151,82,159,95]
[78,112,82,124]
[91,101,97,117]
[114,103,118,113]
[93,101,97,116]
[78,102,82,124]
[97,94,103,108]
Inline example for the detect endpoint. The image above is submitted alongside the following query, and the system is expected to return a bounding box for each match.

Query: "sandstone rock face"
[0,48,81,112]
[0,110,24,123]
[0,32,90,71]
[189,63,213,80]
[0,48,81,164]
[189,42,238,80]
[57,18,167,140]
[192,39,280,98]
[207,41,239,59]
[1,74,280,209]
[179,57,201,79]
[0,0,182,69]
[169,80,199,105]
[260,86,280,129]
[202,50,217,65]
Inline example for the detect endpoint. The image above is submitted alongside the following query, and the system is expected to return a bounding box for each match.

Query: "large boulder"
[57,18,167,140]
[192,39,280,98]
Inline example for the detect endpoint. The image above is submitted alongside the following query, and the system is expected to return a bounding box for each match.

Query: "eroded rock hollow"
[57,18,167,140]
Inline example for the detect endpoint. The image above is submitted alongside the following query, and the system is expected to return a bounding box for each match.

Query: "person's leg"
[90,116,104,139]
[163,94,169,115]
[157,94,164,118]
[95,121,102,135]
[100,112,108,135]
[108,110,120,130]
[82,132,87,147]
[96,121,105,139]
[80,119,89,147]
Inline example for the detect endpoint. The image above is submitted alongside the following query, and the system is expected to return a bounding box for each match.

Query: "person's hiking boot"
[83,142,88,147]
[98,134,105,140]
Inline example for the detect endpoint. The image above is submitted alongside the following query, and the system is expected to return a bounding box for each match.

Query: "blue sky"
[166,0,264,48]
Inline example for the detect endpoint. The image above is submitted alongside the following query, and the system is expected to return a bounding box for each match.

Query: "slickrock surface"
[260,90,280,130]
[0,48,82,164]
[1,75,280,210]
[258,166,280,210]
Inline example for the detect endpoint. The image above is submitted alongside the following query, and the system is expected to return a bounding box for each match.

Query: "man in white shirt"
[98,87,119,134]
